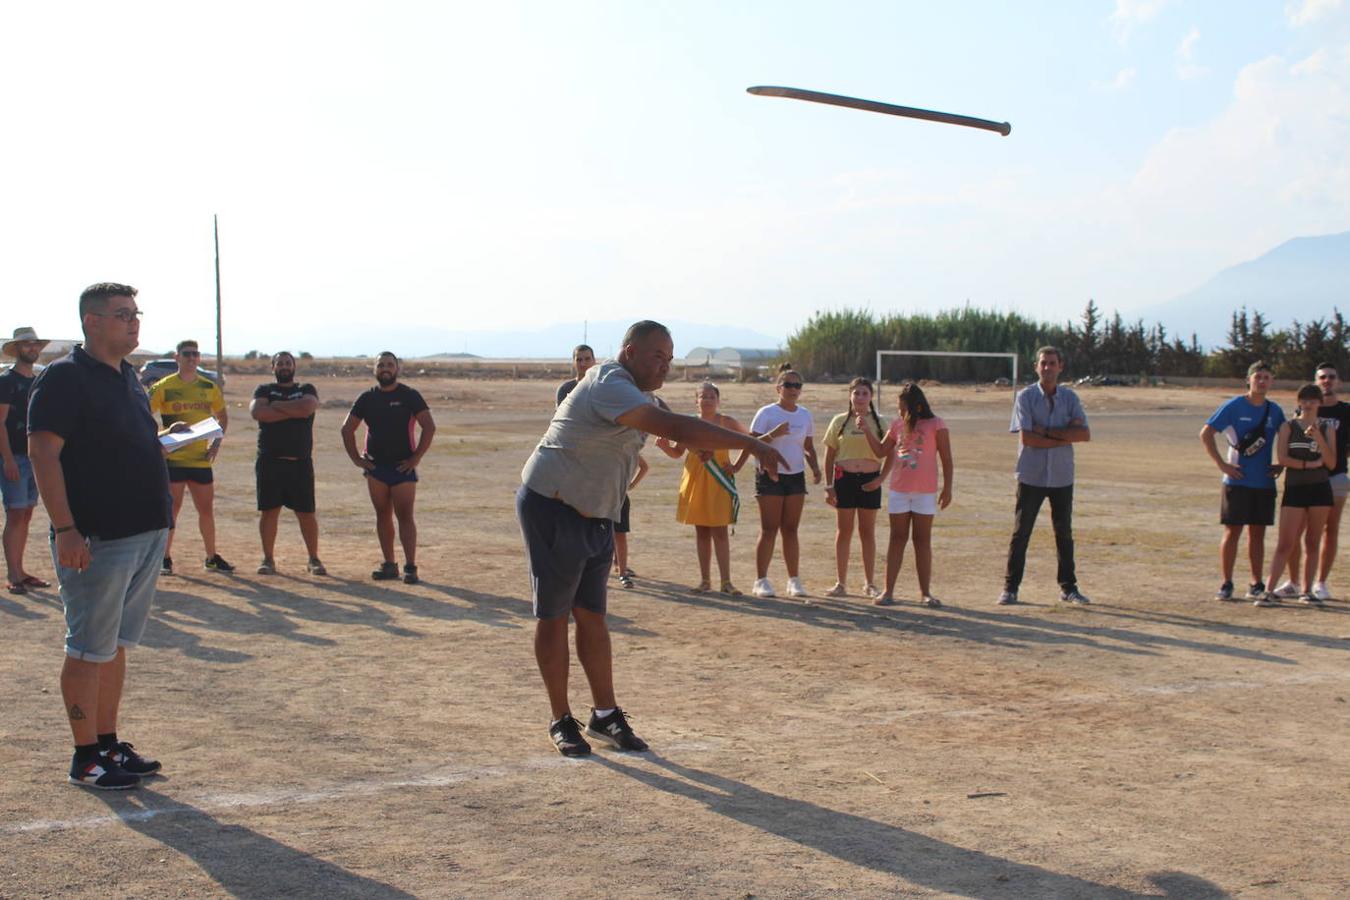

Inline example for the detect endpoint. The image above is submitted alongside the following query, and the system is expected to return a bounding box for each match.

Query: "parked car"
[138,359,221,388]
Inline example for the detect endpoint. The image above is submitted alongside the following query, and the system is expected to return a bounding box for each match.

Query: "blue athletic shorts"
[366,463,418,487]
[52,527,169,663]
[1,454,38,510]
[517,486,613,620]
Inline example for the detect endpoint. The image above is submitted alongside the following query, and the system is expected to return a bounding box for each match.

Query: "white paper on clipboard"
[159,416,223,450]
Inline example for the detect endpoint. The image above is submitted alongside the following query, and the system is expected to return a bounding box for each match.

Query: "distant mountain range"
[1136,230,1350,348]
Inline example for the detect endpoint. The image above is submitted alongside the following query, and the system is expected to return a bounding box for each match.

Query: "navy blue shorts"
[517,486,613,620]
[366,463,419,487]
[168,466,214,485]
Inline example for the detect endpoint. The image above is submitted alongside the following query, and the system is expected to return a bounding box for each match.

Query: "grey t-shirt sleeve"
[589,369,651,423]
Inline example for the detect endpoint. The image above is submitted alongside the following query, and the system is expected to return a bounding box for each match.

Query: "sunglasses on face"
[179,350,201,357]
[780,382,803,390]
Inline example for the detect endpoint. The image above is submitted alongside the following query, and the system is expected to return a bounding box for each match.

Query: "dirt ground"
[3,375,1348,898]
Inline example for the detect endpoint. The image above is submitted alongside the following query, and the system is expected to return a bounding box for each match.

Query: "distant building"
[680,346,781,377]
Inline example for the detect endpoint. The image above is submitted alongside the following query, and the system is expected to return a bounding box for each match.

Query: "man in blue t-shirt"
[1200,361,1286,601]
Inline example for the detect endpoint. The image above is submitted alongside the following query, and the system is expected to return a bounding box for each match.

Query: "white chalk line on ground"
[6,740,718,836]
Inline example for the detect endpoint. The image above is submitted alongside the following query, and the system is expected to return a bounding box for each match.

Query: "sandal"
[6,581,26,595]
[21,575,51,589]
[692,581,711,593]
[720,582,742,597]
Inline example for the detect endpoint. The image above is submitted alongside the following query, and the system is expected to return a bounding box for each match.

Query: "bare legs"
[1219,524,1265,585]
[833,508,878,588]
[4,504,35,584]
[883,512,935,600]
[166,479,218,559]
[756,494,805,579]
[367,478,417,566]
[60,648,127,746]
[535,608,616,720]
[259,508,321,563]
[1268,506,1330,592]
[693,525,733,586]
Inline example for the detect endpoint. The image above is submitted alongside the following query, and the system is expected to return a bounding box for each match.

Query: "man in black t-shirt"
[1,326,50,594]
[249,351,324,576]
[340,351,435,584]
[1283,362,1350,601]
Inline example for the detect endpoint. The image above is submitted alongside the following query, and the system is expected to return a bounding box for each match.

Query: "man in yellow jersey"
[148,340,231,574]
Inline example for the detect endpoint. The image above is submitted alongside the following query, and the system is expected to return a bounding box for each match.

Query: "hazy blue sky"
[5,1,1348,356]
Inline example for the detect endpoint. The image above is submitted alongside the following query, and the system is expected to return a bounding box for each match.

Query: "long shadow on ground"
[596,754,1228,899]
[629,577,1301,665]
[93,788,415,898]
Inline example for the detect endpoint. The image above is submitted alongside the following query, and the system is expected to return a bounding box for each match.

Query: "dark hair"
[377,350,399,363]
[572,344,594,359]
[1035,346,1062,365]
[271,351,295,365]
[1315,362,1337,375]
[844,376,884,439]
[697,380,720,399]
[176,339,199,354]
[1297,382,1324,404]
[79,282,137,319]
[621,321,670,347]
[897,382,936,432]
[776,362,801,386]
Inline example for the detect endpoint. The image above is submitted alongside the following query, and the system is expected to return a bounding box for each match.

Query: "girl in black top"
[1262,383,1336,607]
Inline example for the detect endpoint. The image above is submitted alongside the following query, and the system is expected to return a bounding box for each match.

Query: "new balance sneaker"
[548,714,591,757]
[1271,580,1300,599]
[103,740,161,776]
[402,564,419,585]
[786,577,808,598]
[307,558,327,576]
[372,561,399,581]
[996,589,1019,605]
[1245,581,1268,602]
[585,708,649,752]
[1312,582,1333,602]
[752,578,775,598]
[823,582,847,598]
[160,557,173,576]
[1060,588,1091,605]
[1215,581,1234,601]
[69,752,140,791]
[256,558,276,575]
[204,554,235,573]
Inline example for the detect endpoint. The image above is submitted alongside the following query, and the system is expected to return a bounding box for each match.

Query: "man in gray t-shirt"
[517,320,785,757]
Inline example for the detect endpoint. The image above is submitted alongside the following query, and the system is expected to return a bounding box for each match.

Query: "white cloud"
[1109,0,1171,41]
[1094,66,1139,90]
[1286,0,1343,26]
[1175,27,1209,79]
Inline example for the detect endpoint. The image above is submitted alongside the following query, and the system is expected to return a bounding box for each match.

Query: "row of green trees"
[784,302,1350,382]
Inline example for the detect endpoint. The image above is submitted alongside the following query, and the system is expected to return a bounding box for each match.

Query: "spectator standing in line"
[1,327,51,594]
[555,344,596,407]
[999,346,1092,606]
[250,351,325,576]
[1199,361,1286,602]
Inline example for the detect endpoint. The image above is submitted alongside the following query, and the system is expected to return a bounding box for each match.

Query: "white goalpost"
[875,349,1020,410]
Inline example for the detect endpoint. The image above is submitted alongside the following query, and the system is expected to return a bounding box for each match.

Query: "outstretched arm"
[617,404,786,476]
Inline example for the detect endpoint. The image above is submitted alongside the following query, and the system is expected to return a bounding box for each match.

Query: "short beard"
[376,372,396,386]
[275,371,295,384]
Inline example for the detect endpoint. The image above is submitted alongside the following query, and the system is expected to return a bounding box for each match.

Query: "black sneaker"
[161,556,173,576]
[585,708,648,752]
[372,561,399,581]
[402,564,419,585]
[1215,581,1234,601]
[69,751,140,790]
[1245,580,1267,601]
[549,714,592,757]
[204,554,235,573]
[104,740,162,776]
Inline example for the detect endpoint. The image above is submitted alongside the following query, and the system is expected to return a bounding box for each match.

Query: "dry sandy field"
[3,375,1349,898]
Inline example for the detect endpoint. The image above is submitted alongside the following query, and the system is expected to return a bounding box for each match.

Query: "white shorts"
[1331,472,1350,498]
[888,490,937,516]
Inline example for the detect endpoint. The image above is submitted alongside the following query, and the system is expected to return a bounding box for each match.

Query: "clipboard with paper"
[158,416,223,451]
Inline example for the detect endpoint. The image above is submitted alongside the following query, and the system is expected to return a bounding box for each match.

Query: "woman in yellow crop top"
[821,377,888,599]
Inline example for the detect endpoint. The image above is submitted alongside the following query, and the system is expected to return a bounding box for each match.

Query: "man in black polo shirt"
[1,326,51,594]
[340,351,435,584]
[28,282,174,790]
[250,351,324,576]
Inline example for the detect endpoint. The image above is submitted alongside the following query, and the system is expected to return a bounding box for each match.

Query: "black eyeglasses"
[91,308,143,323]
[781,381,804,390]
[179,350,201,357]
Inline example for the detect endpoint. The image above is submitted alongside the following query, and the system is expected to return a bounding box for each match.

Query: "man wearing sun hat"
[0,326,52,595]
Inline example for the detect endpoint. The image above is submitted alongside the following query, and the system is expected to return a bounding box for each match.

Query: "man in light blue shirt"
[999,346,1091,605]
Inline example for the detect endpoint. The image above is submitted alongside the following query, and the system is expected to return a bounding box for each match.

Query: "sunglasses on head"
[780,381,803,390]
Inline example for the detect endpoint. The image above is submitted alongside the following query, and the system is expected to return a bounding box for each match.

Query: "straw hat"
[3,326,51,357]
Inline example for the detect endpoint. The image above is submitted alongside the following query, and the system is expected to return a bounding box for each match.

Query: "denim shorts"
[517,486,613,620]
[53,528,169,663]
[1,454,38,510]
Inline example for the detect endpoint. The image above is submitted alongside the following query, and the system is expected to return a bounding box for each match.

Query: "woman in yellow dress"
[655,382,749,594]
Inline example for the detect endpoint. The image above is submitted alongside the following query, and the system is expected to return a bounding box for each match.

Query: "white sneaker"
[786,577,808,598]
[1312,582,1333,601]
[752,578,775,598]
[863,583,882,600]
[1271,580,1300,599]
[823,582,847,598]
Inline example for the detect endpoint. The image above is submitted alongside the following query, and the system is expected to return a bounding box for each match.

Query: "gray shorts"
[53,527,169,663]
[517,486,613,620]
[1331,472,1350,498]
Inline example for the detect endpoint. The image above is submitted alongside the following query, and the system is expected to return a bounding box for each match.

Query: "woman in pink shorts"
[862,383,953,607]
